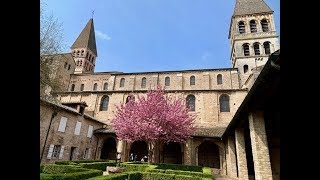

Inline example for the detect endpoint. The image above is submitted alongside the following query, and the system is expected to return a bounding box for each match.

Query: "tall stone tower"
[229,0,279,88]
[71,18,98,74]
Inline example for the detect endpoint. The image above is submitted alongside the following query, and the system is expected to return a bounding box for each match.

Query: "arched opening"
[186,94,195,111]
[243,43,250,56]
[261,19,269,32]
[244,65,249,74]
[165,77,170,86]
[93,83,98,91]
[141,77,146,88]
[238,21,245,34]
[219,94,230,112]
[253,42,260,55]
[263,41,271,55]
[190,75,195,85]
[250,20,257,33]
[130,141,148,162]
[162,142,182,164]
[100,137,117,160]
[198,141,220,168]
[217,74,223,85]
[70,84,75,91]
[120,78,125,87]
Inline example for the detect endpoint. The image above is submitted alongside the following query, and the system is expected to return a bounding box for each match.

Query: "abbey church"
[40,0,280,179]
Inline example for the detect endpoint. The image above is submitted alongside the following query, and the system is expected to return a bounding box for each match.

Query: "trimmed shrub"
[147,169,165,173]
[165,170,211,178]
[79,162,117,171]
[120,162,154,172]
[174,175,202,180]
[154,163,202,172]
[56,160,112,165]
[127,171,143,180]
[42,164,86,174]
[87,173,128,180]
[40,164,102,180]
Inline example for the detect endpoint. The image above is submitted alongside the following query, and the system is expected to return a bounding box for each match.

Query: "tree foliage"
[40,1,65,100]
[111,86,196,144]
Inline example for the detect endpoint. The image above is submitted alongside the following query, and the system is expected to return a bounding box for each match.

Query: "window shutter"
[88,148,92,159]
[47,144,54,159]
[74,121,82,135]
[87,125,93,138]
[59,146,65,159]
[58,117,68,132]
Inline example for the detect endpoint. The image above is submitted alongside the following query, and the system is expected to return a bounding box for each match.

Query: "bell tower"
[228,0,279,87]
[71,18,98,74]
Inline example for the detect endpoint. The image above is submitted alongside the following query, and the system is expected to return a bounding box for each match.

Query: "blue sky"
[43,0,280,73]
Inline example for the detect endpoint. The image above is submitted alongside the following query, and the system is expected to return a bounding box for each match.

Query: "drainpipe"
[40,111,57,163]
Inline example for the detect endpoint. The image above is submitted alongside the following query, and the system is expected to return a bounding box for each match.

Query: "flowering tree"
[111,86,196,163]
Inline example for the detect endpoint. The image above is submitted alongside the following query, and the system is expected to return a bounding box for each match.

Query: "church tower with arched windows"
[228,0,279,88]
[71,18,98,74]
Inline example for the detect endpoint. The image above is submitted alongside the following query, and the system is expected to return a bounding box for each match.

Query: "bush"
[174,175,202,180]
[55,160,113,165]
[120,162,155,172]
[154,163,202,172]
[142,172,175,180]
[79,162,117,171]
[41,164,86,174]
[87,173,128,180]
[40,164,102,180]
[127,171,143,180]
[165,170,211,178]
[147,169,165,173]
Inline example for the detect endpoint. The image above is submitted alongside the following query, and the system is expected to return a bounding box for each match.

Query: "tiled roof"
[192,127,226,138]
[71,18,97,56]
[233,0,273,16]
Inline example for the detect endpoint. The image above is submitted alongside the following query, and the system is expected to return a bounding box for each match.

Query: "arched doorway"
[100,137,117,160]
[162,142,182,164]
[198,141,220,168]
[130,141,148,161]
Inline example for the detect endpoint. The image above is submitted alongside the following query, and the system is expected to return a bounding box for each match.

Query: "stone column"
[117,140,124,161]
[184,139,193,165]
[219,147,227,175]
[235,128,249,180]
[249,111,272,180]
[226,136,237,178]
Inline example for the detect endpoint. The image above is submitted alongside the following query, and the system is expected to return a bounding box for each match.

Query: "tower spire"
[71,18,97,56]
[233,0,273,16]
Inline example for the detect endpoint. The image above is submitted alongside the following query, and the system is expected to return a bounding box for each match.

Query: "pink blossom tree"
[111,86,196,163]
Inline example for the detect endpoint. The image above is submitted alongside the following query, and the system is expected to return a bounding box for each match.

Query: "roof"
[61,101,88,107]
[192,127,226,138]
[71,67,238,76]
[233,0,273,16]
[40,98,105,124]
[222,49,280,138]
[71,18,97,56]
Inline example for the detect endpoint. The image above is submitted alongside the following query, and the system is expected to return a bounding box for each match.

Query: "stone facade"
[40,99,105,163]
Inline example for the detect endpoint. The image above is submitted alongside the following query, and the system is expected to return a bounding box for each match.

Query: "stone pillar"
[184,139,193,165]
[219,147,227,175]
[235,128,249,180]
[117,140,124,161]
[226,136,237,178]
[249,111,272,180]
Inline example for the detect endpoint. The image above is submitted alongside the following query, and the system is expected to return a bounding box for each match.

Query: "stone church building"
[40,0,280,179]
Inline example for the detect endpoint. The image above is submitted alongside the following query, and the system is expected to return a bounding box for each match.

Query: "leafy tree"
[112,86,196,163]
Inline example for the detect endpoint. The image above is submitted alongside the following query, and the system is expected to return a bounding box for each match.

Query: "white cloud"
[201,52,212,60]
[96,30,111,40]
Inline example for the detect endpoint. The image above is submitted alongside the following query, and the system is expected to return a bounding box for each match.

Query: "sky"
[42,0,280,73]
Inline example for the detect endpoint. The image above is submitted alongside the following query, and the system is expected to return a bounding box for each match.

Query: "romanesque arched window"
[186,95,195,111]
[99,96,109,111]
[261,19,269,32]
[126,95,135,104]
[141,77,146,88]
[104,83,108,90]
[81,50,84,56]
[120,78,125,87]
[219,95,230,112]
[190,76,195,85]
[165,77,170,86]
[243,65,249,74]
[243,43,250,56]
[93,83,98,91]
[250,20,257,33]
[253,42,260,55]
[80,84,84,91]
[238,21,245,34]
[70,84,75,91]
[263,41,271,55]
[217,74,223,85]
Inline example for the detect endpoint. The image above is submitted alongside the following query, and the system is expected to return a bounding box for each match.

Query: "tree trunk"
[147,141,155,164]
